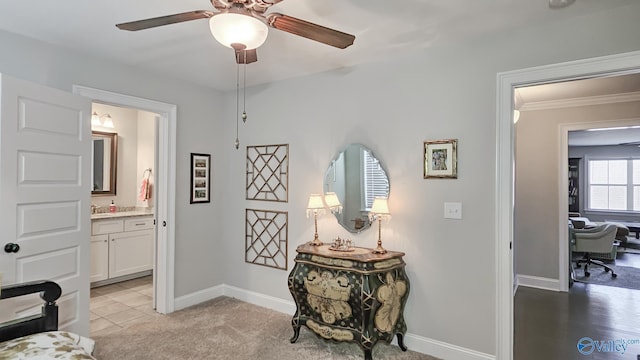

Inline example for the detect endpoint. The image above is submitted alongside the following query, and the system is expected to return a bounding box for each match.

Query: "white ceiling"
[0,0,636,91]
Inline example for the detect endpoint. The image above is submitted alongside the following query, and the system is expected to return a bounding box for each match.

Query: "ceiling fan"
[116,0,356,65]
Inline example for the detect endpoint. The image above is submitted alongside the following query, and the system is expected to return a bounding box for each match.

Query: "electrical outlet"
[444,202,462,219]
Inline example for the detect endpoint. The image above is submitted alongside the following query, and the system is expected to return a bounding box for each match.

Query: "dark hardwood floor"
[515,252,640,360]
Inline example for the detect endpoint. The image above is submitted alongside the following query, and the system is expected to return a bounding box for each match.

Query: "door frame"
[496,50,640,359]
[72,85,177,314]
[559,117,640,291]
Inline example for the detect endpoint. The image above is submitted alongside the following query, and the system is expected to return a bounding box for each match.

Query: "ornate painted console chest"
[288,243,410,360]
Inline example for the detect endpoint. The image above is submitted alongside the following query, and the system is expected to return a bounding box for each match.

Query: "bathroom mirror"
[92,131,118,195]
[323,144,390,233]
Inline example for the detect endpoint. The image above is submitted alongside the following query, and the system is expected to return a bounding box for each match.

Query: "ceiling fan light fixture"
[209,13,268,50]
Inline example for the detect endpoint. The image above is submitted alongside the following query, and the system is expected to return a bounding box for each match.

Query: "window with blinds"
[363,150,389,210]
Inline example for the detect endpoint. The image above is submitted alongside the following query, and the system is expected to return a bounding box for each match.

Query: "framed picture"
[190,153,211,203]
[424,139,457,179]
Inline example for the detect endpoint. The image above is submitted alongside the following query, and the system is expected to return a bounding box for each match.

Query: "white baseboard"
[405,333,495,360]
[174,284,224,310]
[174,284,495,360]
[222,284,297,315]
[516,274,561,291]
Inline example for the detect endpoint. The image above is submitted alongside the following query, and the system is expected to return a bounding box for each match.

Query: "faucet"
[91,204,101,214]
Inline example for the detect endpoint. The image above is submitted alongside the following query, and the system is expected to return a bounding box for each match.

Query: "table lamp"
[307,194,326,246]
[368,197,391,254]
[324,192,343,214]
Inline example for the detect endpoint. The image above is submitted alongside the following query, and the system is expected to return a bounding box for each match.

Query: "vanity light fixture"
[91,112,115,129]
[307,194,326,246]
[324,192,342,214]
[368,197,391,254]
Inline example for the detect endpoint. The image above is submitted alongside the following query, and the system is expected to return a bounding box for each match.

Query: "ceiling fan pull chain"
[242,53,248,123]
[235,58,240,150]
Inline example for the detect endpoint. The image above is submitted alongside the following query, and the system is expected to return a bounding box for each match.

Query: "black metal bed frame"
[0,280,61,343]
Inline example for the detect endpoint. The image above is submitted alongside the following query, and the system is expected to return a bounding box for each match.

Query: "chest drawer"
[124,216,154,232]
[92,219,124,235]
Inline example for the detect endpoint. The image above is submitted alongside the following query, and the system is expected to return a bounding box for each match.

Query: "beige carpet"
[93,296,440,360]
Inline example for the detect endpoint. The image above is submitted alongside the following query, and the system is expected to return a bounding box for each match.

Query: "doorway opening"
[73,85,177,320]
[496,50,640,359]
[88,102,159,335]
[513,74,640,292]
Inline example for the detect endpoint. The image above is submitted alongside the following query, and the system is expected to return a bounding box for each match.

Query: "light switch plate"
[444,202,462,219]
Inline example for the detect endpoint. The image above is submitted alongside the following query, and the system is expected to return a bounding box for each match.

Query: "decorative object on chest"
[306,194,326,246]
[368,197,391,254]
[288,243,410,360]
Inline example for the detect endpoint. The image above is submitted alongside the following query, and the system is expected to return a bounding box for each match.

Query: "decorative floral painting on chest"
[245,208,288,270]
[246,144,289,202]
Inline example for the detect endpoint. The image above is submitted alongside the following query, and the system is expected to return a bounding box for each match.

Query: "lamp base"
[309,236,323,246]
[372,218,387,254]
[372,244,387,254]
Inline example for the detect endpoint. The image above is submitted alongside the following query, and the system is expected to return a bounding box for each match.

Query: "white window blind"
[363,150,389,210]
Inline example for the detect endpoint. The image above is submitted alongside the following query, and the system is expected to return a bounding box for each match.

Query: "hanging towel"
[139,179,149,201]
[145,181,152,201]
[139,169,152,201]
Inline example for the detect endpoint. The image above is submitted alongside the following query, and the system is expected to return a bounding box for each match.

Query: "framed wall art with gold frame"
[424,139,457,179]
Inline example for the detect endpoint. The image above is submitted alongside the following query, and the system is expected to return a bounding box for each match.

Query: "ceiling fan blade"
[235,48,258,64]
[116,10,215,31]
[266,13,355,49]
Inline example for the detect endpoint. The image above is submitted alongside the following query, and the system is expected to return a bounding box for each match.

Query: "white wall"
[220,3,640,356]
[1,1,640,357]
[136,111,157,209]
[0,29,228,298]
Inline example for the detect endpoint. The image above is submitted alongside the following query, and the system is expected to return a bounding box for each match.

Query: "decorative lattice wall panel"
[246,144,289,202]
[245,209,288,270]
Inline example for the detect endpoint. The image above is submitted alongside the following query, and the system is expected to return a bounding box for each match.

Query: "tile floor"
[90,276,160,337]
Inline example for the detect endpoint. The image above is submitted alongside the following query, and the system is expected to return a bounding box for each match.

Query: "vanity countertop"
[91,210,153,220]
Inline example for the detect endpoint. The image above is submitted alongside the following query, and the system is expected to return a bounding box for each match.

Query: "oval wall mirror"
[92,131,118,195]
[323,144,390,233]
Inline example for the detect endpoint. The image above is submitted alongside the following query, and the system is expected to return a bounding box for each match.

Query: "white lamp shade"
[101,114,114,128]
[91,112,101,127]
[307,194,325,218]
[307,194,325,210]
[324,192,341,208]
[370,197,391,220]
[209,13,268,50]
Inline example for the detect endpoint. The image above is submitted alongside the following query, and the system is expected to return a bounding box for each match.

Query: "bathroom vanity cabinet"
[90,214,154,284]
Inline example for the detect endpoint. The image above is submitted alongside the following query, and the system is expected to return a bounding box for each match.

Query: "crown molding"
[519,91,640,111]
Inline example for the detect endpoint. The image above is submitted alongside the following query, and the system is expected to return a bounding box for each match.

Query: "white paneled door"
[0,74,91,336]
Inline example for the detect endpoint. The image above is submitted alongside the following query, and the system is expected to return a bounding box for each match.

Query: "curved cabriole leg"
[364,348,373,360]
[290,325,300,343]
[397,333,408,351]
